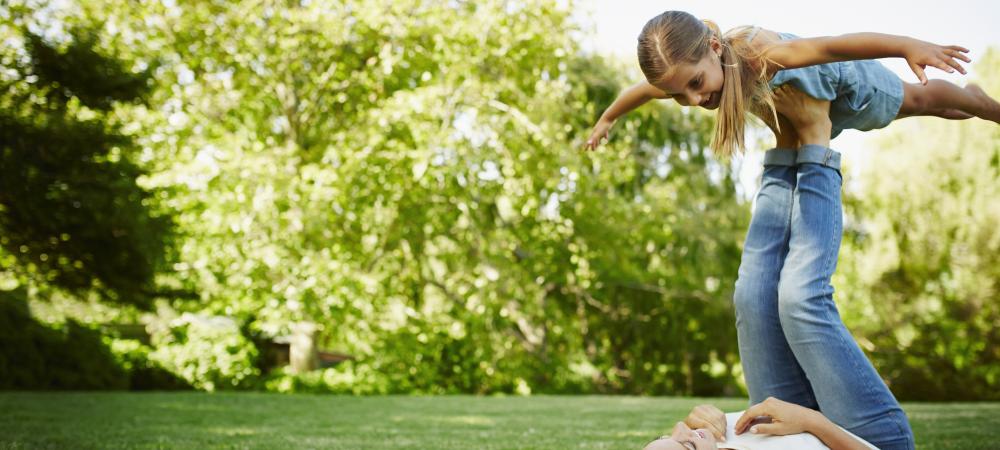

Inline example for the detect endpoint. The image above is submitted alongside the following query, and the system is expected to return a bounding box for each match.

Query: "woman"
[644,85,907,450]
[643,398,877,450]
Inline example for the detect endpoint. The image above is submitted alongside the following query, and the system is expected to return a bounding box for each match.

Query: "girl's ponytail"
[714,38,746,157]
[713,27,777,158]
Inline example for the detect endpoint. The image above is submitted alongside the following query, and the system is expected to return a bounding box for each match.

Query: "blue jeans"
[733,145,914,450]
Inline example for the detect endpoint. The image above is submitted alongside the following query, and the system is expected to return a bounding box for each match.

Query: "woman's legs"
[733,147,818,409]
[777,145,914,450]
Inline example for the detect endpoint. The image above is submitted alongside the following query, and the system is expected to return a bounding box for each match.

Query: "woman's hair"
[637,11,778,158]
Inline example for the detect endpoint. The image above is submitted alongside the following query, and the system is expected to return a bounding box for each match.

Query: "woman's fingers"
[734,403,769,435]
[685,404,727,441]
[687,417,725,440]
[748,422,785,436]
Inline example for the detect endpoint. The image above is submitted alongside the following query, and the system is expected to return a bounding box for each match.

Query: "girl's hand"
[734,397,820,437]
[684,404,728,442]
[903,39,971,85]
[584,118,614,151]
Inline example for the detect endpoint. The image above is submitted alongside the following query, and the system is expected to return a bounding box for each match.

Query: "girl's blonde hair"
[637,11,778,158]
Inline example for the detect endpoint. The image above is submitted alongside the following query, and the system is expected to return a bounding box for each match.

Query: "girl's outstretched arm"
[763,33,971,85]
[585,81,668,150]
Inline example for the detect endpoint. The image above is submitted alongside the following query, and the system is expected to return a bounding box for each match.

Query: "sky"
[574,0,1000,194]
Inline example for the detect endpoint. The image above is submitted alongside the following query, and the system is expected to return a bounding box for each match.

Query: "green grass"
[0,393,997,449]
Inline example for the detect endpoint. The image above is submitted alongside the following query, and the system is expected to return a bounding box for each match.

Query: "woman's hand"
[734,397,821,437]
[684,404,728,442]
[584,118,614,151]
[902,38,971,85]
[734,397,873,450]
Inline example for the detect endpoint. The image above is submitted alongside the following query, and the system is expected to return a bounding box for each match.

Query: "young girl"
[584,11,999,155]
[583,11,999,450]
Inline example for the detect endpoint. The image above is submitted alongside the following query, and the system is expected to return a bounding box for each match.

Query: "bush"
[108,339,191,391]
[0,288,127,390]
[261,362,389,395]
[147,313,260,391]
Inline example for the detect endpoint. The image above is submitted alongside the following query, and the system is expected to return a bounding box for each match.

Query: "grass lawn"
[1,393,998,449]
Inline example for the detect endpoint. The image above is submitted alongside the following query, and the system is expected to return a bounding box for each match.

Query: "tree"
[837,49,1000,400]
[0,2,174,308]
[29,0,750,394]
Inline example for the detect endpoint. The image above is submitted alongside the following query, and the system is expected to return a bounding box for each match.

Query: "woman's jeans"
[733,145,915,450]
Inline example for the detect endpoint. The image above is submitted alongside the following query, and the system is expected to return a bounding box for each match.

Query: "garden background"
[1,0,998,448]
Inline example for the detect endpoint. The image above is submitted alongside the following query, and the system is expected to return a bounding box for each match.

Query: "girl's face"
[644,421,719,450]
[652,41,724,110]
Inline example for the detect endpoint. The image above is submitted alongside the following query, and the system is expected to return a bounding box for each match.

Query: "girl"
[585,10,997,450]
[584,11,999,156]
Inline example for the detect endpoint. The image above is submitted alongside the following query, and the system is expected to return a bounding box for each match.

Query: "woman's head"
[637,11,776,158]
[643,421,719,450]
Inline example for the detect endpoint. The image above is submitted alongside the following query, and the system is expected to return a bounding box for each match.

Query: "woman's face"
[644,421,719,450]
[652,43,724,110]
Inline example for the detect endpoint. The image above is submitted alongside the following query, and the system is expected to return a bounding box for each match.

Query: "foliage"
[0,288,189,391]
[146,312,260,391]
[4,0,996,399]
[108,339,192,390]
[262,363,386,394]
[0,2,174,308]
[0,288,128,389]
[70,0,748,395]
[837,50,1000,401]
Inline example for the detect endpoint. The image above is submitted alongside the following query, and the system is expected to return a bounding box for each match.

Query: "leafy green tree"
[30,0,750,394]
[0,3,173,307]
[837,49,1000,400]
